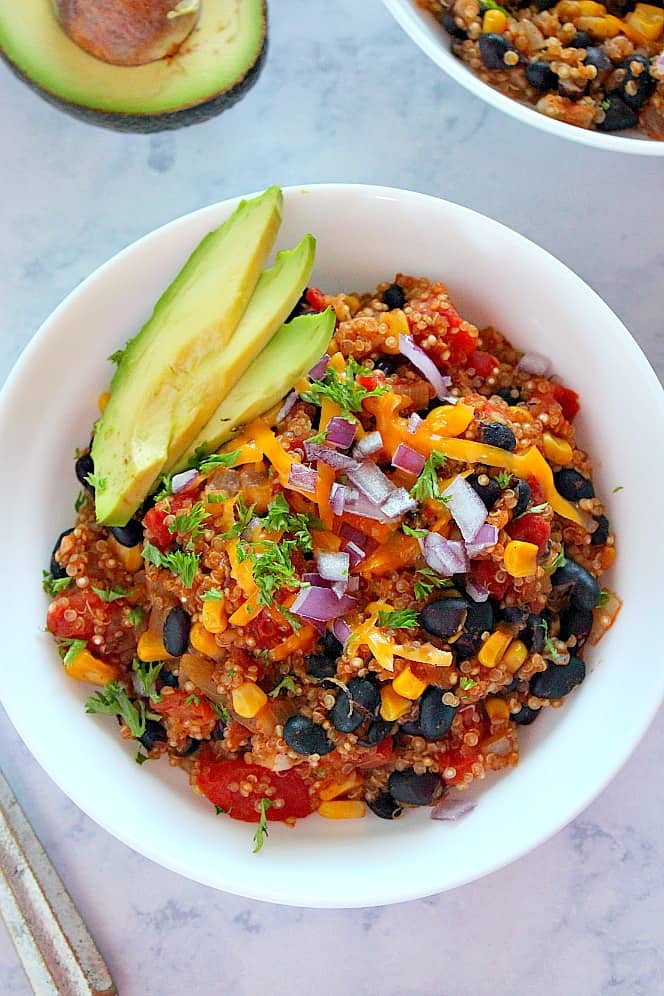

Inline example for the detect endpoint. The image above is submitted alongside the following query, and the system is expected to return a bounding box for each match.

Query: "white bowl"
[383,0,664,156]
[1,184,662,908]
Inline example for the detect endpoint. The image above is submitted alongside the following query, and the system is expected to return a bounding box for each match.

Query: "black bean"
[286,287,308,323]
[619,54,656,110]
[211,719,226,740]
[159,667,179,688]
[358,720,395,747]
[382,283,406,310]
[499,606,530,632]
[283,715,334,756]
[590,514,610,547]
[584,47,612,84]
[163,606,191,657]
[496,387,522,406]
[551,558,601,611]
[388,769,440,806]
[50,528,74,578]
[503,675,520,693]
[526,60,558,91]
[479,33,520,70]
[453,599,495,658]
[174,738,201,757]
[597,95,638,132]
[419,686,458,740]
[373,355,400,376]
[139,719,167,751]
[400,720,426,737]
[421,597,469,638]
[530,656,586,699]
[559,78,587,100]
[513,478,532,518]
[512,704,541,725]
[553,468,595,501]
[559,606,594,651]
[110,520,143,547]
[321,630,343,661]
[479,421,517,451]
[75,452,95,492]
[524,611,549,653]
[330,678,380,733]
[306,654,337,679]
[368,792,403,820]
[569,30,593,47]
[441,10,467,37]
[534,0,556,9]
[606,0,636,14]
[467,472,501,511]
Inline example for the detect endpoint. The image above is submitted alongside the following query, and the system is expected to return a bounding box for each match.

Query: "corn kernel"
[624,3,664,39]
[578,1,607,13]
[542,432,573,465]
[110,537,143,572]
[318,801,366,820]
[202,599,227,634]
[64,648,119,685]
[504,540,539,578]
[502,639,528,673]
[137,631,170,662]
[379,309,410,347]
[485,697,511,722]
[392,666,427,700]
[345,294,361,315]
[380,684,411,721]
[483,8,507,32]
[576,13,623,35]
[319,773,359,802]
[232,682,268,719]
[478,628,513,668]
[556,0,580,17]
[190,622,220,658]
[97,391,110,414]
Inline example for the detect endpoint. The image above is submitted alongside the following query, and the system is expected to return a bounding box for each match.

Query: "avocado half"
[0,0,267,132]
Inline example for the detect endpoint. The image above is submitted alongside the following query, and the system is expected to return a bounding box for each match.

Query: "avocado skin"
[0,4,266,133]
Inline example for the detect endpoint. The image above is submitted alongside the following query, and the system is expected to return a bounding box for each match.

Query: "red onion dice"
[303,442,359,472]
[332,619,352,645]
[399,334,452,401]
[381,487,417,519]
[422,532,468,576]
[287,463,319,494]
[308,354,330,381]
[441,476,488,542]
[517,352,551,376]
[277,390,298,423]
[347,461,395,504]
[407,412,423,435]
[290,585,357,622]
[352,431,383,459]
[326,417,357,449]
[465,578,489,603]
[392,443,425,477]
[315,550,350,582]
[465,523,498,559]
[172,468,199,493]
[431,798,476,822]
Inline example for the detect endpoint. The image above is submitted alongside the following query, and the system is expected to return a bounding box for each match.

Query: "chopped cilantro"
[301,356,388,418]
[132,658,162,700]
[539,619,563,662]
[482,0,509,11]
[85,681,147,737]
[219,496,255,540]
[261,494,322,553]
[214,805,226,815]
[598,589,610,608]
[84,472,107,492]
[152,474,173,502]
[42,571,73,597]
[92,585,130,602]
[414,567,454,601]
[496,470,512,490]
[459,676,477,691]
[410,451,448,503]
[58,638,87,667]
[377,608,419,630]
[243,539,307,606]
[126,606,144,627]
[546,546,566,573]
[142,543,200,588]
[135,750,150,766]
[519,502,548,517]
[206,492,226,504]
[74,491,87,513]
[612,485,624,494]
[279,606,303,633]
[201,588,223,602]
[211,702,231,723]
[269,675,298,699]
[198,450,241,473]
[307,428,328,444]
[168,501,209,544]
[313,769,327,780]
[184,693,200,707]
[252,797,274,854]
[402,523,427,538]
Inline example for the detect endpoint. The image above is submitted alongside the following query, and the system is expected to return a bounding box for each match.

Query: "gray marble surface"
[1,1,663,993]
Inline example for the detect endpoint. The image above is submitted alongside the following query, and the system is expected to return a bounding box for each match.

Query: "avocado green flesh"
[0,0,265,116]
[92,187,282,526]
[166,234,316,470]
[177,310,336,470]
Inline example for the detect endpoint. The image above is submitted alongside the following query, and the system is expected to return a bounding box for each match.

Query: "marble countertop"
[1,1,663,993]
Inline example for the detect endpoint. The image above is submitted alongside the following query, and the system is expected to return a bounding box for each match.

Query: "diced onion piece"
[431,798,476,822]
[347,461,395,505]
[465,578,489,603]
[441,476,488,542]
[290,585,357,622]
[332,619,352,644]
[352,431,383,459]
[339,522,374,551]
[392,443,425,476]
[407,412,423,435]
[302,572,331,588]
[308,354,330,380]
[277,390,298,423]
[343,492,397,523]
[517,352,551,376]
[315,550,350,582]
[465,523,498,559]
[347,575,360,593]
[381,487,417,519]
[326,417,357,449]
[345,541,366,568]
[399,334,452,401]
[304,441,359,472]
[330,483,347,517]
[287,463,319,494]
[422,532,468,576]
[172,468,198,493]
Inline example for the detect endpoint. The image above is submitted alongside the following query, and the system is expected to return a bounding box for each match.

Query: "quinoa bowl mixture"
[44,274,619,844]
[419,0,664,137]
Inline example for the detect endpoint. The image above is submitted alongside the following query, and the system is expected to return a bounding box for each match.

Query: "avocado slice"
[0,0,266,132]
[167,234,317,469]
[177,309,336,470]
[92,187,282,526]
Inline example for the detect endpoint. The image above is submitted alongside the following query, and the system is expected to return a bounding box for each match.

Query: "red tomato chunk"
[195,758,313,822]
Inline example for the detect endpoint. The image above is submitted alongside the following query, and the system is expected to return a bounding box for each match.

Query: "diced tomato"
[225,721,252,752]
[305,287,327,312]
[440,749,478,786]
[507,514,551,557]
[356,737,393,769]
[152,689,216,724]
[143,506,172,551]
[526,475,545,506]
[470,560,509,600]
[246,610,290,651]
[466,349,499,379]
[47,589,112,641]
[195,758,313,822]
[550,383,580,422]
[358,374,378,392]
[446,325,478,365]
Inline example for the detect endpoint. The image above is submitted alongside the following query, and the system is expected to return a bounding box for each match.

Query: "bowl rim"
[382,0,664,157]
[1,183,663,907]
